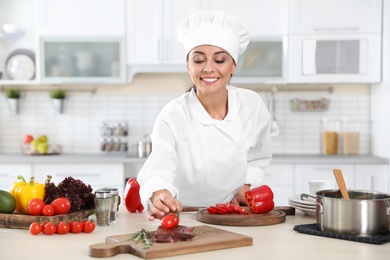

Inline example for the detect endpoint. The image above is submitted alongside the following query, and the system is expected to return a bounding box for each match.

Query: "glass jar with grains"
[341,118,360,155]
[321,118,340,155]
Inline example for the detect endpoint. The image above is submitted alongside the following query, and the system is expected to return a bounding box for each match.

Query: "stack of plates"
[288,194,316,217]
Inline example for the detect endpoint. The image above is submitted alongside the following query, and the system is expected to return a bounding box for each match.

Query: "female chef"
[137,10,272,220]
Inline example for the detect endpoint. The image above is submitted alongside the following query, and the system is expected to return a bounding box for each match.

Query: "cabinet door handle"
[158,39,163,62]
[313,27,359,32]
[56,173,101,177]
[308,166,336,171]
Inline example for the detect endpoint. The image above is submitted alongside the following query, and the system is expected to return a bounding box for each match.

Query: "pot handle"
[301,193,324,230]
[301,194,322,213]
[300,193,316,201]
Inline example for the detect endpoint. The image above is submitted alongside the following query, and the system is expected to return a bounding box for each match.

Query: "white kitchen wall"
[0,83,370,155]
[269,90,370,154]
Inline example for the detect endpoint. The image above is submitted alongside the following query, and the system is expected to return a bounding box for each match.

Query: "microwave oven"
[288,34,381,83]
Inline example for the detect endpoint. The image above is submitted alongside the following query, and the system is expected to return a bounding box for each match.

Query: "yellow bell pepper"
[14,177,45,214]
[9,175,28,212]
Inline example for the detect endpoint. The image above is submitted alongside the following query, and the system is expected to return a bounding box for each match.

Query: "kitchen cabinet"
[126,0,197,79]
[198,0,289,84]
[0,0,36,85]
[295,164,355,195]
[35,0,126,36]
[263,164,294,206]
[289,0,382,34]
[32,164,125,196]
[354,164,389,193]
[199,0,288,36]
[288,0,382,84]
[0,164,32,192]
[34,0,126,83]
[232,38,287,84]
[37,37,126,83]
[264,162,389,206]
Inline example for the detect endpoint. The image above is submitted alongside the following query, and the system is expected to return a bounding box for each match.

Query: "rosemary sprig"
[129,228,153,249]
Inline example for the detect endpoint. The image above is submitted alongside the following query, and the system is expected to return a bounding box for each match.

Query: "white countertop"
[1,207,389,260]
[0,153,388,164]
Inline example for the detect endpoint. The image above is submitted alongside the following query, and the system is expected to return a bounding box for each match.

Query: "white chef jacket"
[137,85,272,208]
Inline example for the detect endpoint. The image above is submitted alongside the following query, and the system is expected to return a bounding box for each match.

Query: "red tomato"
[40,221,47,232]
[42,205,54,216]
[43,222,56,235]
[23,134,34,144]
[70,221,83,234]
[161,214,179,230]
[50,197,71,215]
[27,198,46,216]
[29,222,42,235]
[56,221,70,234]
[83,221,96,233]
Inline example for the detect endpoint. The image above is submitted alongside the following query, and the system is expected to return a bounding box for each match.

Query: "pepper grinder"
[94,190,112,226]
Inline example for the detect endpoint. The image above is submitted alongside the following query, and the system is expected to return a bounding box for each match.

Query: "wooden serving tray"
[89,225,252,259]
[196,208,286,226]
[0,209,94,230]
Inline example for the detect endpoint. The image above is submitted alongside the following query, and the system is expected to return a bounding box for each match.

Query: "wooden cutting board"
[0,209,94,230]
[197,208,286,226]
[89,225,252,259]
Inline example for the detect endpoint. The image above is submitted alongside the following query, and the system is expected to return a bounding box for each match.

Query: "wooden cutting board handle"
[333,169,350,200]
[89,242,134,258]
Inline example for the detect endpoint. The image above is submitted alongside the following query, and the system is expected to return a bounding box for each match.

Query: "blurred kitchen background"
[0,83,371,155]
[1,0,390,202]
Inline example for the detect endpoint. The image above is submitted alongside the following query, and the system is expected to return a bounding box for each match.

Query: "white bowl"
[308,179,336,195]
[3,24,21,34]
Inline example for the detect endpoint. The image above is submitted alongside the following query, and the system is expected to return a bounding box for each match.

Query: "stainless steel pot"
[137,140,152,158]
[302,189,390,237]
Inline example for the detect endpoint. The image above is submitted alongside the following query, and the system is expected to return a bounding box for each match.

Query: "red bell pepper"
[245,185,274,214]
[123,178,144,213]
[206,203,249,215]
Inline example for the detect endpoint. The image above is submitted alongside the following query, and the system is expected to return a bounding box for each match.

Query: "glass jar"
[94,190,112,226]
[341,118,360,155]
[321,118,340,155]
[121,123,128,136]
[100,137,107,152]
[108,188,119,222]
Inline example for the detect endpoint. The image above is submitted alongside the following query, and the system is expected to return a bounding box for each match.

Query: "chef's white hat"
[177,10,250,63]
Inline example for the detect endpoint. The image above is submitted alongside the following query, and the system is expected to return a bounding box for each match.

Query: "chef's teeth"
[203,78,217,82]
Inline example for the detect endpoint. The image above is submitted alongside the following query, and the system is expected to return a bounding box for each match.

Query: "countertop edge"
[0,153,388,164]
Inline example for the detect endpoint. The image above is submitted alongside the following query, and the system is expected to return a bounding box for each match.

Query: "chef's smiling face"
[186,45,236,96]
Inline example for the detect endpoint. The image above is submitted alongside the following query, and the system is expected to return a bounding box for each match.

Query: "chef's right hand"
[148,189,183,221]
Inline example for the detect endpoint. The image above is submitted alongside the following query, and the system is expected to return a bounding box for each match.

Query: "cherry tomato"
[42,205,54,216]
[83,221,96,233]
[70,221,83,234]
[43,222,56,235]
[40,221,47,232]
[29,221,42,235]
[161,214,179,230]
[56,221,70,234]
[50,197,71,215]
[27,198,46,216]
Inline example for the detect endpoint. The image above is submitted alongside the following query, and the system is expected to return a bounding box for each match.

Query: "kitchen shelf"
[290,97,330,111]
[0,80,40,86]
[0,86,97,95]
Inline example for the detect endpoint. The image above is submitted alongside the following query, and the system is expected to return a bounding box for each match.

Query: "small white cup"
[308,179,336,195]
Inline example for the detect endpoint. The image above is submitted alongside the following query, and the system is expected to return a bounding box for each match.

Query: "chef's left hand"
[231,184,251,206]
